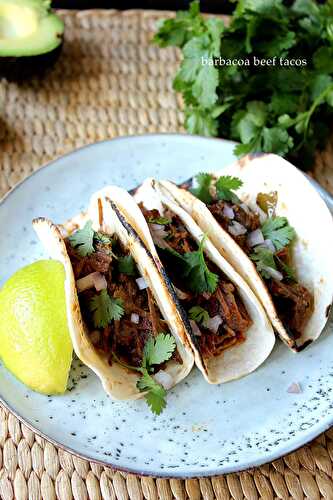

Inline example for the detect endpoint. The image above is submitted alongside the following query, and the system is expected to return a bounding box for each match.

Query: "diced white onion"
[257,206,268,224]
[154,370,174,390]
[150,223,163,231]
[136,277,148,290]
[150,223,168,239]
[262,265,283,281]
[189,320,202,337]
[76,272,107,293]
[94,273,108,291]
[287,382,302,394]
[131,313,140,324]
[174,286,190,300]
[206,314,223,333]
[262,239,275,253]
[228,221,247,237]
[202,292,211,300]
[149,223,169,249]
[222,205,234,219]
[247,229,264,248]
[240,202,250,214]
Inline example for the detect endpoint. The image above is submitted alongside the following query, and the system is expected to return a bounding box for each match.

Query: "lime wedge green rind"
[0,260,73,394]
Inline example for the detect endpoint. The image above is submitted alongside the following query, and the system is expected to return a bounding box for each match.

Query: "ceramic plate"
[1,134,333,478]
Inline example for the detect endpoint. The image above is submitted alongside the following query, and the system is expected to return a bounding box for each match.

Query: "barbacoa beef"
[269,280,314,339]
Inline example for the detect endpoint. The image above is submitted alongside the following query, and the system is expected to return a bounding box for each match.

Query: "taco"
[33,186,194,414]
[159,154,333,351]
[134,178,275,384]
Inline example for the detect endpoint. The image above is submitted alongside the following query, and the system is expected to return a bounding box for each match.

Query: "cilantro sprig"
[117,255,137,276]
[114,333,177,415]
[215,175,243,203]
[190,173,213,204]
[261,216,296,251]
[89,290,124,328]
[154,0,333,168]
[251,213,296,279]
[190,173,243,204]
[182,235,219,294]
[159,235,219,294]
[68,220,113,257]
[148,216,171,225]
[68,221,95,257]
[250,247,277,279]
[189,305,209,326]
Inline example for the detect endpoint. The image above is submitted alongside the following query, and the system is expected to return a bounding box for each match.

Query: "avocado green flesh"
[0,1,64,57]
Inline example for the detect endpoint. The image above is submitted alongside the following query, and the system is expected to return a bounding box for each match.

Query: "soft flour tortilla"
[134,178,275,384]
[160,153,333,351]
[33,187,194,400]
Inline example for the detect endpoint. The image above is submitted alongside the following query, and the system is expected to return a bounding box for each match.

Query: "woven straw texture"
[1,9,333,500]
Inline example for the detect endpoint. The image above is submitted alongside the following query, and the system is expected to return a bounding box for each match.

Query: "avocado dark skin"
[0,41,63,82]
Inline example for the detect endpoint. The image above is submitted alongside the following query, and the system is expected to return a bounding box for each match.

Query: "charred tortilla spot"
[108,198,198,351]
[98,198,104,227]
[295,339,313,352]
[179,178,192,190]
[159,265,199,351]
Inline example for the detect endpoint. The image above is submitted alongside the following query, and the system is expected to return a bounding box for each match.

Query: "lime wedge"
[0,260,73,394]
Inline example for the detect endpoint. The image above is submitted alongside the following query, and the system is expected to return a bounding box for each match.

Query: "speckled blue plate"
[1,134,333,478]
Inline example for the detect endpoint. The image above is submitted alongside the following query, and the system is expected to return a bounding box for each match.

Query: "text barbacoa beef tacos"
[159,154,333,351]
[33,186,194,414]
[134,178,275,384]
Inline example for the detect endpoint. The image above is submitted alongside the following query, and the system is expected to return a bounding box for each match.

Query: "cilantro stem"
[111,353,143,373]
[198,233,208,253]
[303,83,333,135]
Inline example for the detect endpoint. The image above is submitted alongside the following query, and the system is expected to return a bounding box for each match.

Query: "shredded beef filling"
[268,281,314,340]
[65,236,179,369]
[208,200,260,253]
[205,198,314,340]
[192,282,251,359]
[140,205,252,360]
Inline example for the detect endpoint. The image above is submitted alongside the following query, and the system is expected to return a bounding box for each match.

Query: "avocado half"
[0,0,64,80]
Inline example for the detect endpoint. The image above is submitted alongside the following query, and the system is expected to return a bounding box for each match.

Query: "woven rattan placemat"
[1,9,333,500]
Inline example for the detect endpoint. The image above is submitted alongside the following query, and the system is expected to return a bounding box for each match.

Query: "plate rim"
[1,132,332,478]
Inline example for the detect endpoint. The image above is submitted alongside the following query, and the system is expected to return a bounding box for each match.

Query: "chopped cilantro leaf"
[89,290,124,328]
[143,333,176,368]
[182,235,219,293]
[117,255,137,276]
[215,175,243,203]
[137,372,167,415]
[250,247,277,279]
[148,216,171,225]
[68,220,95,257]
[189,305,209,326]
[261,216,296,251]
[190,173,213,204]
[94,232,113,245]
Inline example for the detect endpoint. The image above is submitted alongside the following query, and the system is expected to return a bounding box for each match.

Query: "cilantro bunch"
[154,0,333,168]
